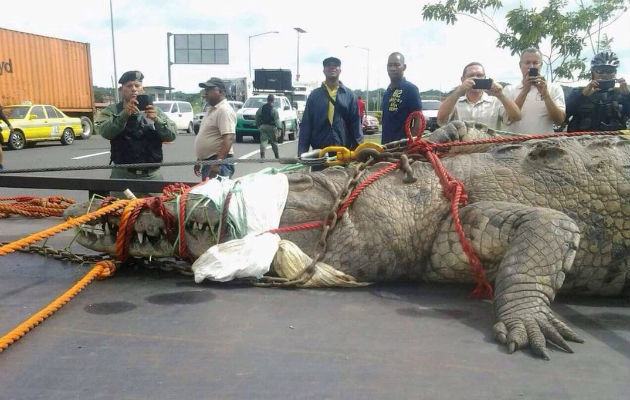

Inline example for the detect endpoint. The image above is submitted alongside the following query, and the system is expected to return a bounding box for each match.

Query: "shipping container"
[0,27,95,138]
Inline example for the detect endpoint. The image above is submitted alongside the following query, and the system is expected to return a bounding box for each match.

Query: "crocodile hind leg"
[428,201,583,359]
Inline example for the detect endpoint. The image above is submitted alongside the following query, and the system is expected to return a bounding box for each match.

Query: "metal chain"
[2,241,194,276]
[255,159,374,287]
[2,242,109,265]
[127,258,194,276]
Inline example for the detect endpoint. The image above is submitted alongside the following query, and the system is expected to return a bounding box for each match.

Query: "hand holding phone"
[136,94,152,111]
[472,78,492,90]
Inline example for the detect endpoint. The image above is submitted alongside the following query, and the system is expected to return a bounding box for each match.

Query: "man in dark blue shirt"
[381,52,423,144]
[298,57,363,159]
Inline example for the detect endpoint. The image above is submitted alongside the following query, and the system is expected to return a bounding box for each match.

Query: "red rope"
[336,163,400,217]
[404,110,427,140]
[267,221,324,234]
[407,134,494,298]
[427,129,622,151]
[270,163,400,235]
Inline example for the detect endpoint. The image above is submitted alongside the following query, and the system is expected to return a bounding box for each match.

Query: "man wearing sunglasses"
[566,51,629,132]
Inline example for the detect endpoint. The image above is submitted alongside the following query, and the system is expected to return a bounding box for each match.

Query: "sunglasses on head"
[593,66,616,74]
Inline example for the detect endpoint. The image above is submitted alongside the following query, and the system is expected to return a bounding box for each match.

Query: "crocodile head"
[63,194,221,260]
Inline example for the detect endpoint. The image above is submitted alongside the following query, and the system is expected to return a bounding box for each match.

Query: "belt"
[127,168,158,175]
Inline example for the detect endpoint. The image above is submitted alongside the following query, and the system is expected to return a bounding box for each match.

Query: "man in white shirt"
[437,62,521,130]
[503,48,566,134]
[194,77,236,180]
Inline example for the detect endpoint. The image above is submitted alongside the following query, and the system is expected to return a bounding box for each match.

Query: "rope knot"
[163,182,190,198]
[95,260,117,280]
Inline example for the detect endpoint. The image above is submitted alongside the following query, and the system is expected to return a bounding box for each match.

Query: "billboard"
[173,34,228,64]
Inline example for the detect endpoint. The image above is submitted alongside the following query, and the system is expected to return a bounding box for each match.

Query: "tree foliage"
[422,0,628,81]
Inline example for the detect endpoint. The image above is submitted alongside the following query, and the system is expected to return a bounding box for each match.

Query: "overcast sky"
[3,0,629,94]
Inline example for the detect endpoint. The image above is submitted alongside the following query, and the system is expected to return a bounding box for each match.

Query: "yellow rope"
[0,260,117,353]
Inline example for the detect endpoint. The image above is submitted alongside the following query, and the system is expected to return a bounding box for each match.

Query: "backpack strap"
[321,83,336,106]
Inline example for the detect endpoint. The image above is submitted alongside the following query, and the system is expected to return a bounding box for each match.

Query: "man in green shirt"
[95,70,177,184]
[255,94,280,159]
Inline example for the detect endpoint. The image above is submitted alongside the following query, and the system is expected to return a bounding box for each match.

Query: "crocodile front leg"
[428,201,583,359]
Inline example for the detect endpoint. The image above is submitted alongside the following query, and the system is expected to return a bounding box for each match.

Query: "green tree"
[422,0,628,81]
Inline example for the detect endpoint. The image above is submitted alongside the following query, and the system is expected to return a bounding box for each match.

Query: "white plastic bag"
[192,233,280,283]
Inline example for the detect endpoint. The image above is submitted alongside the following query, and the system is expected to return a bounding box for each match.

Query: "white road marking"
[72,151,111,160]
[238,140,295,160]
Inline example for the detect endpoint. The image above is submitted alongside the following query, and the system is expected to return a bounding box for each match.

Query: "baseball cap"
[199,77,226,91]
[323,57,341,67]
[118,70,144,85]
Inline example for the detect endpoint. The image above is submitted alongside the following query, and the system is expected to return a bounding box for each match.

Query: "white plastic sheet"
[192,233,280,283]
[190,173,289,282]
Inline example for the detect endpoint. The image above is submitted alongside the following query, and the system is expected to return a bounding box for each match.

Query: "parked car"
[422,100,442,132]
[362,114,379,135]
[0,103,83,150]
[153,101,194,133]
[235,95,298,143]
[193,101,243,134]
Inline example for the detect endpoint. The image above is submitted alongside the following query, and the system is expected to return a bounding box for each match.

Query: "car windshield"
[243,97,267,109]
[244,97,284,109]
[2,106,30,119]
[422,101,441,110]
[293,94,307,101]
[154,103,172,112]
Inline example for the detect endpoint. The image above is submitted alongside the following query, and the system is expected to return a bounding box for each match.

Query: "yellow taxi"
[0,103,83,150]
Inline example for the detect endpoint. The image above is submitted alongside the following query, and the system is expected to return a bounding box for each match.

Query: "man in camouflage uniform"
[95,71,177,189]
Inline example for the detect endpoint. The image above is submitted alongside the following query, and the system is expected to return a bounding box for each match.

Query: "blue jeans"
[201,154,235,180]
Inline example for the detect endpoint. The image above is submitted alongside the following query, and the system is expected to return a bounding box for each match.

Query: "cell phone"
[472,78,492,90]
[136,94,152,111]
[528,67,539,76]
[597,79,616,91]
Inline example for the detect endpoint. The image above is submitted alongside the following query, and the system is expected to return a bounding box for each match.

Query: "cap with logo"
[118,70,144,85]
[322,57,341,67]
[199,77,226,91]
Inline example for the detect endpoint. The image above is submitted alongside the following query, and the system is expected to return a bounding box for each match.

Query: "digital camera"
[597,79,616,91]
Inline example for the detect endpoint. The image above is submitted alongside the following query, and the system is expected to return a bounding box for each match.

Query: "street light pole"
[109,0,119,103]
[293,27,306,81]
[344,45,370,114]
[248,31,279,81]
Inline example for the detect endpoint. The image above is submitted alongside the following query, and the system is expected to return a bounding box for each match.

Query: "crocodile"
[64,122,630,359]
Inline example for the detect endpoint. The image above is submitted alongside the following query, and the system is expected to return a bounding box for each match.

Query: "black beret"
[118,70,144,85]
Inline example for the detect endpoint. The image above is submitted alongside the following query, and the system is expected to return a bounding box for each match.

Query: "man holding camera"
[437,62,520,130]
[566,51,629,132]
[95,70,177,183]
[503,48,566,134]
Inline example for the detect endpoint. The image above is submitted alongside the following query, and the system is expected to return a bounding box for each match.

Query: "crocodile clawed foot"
[493,308,583,360]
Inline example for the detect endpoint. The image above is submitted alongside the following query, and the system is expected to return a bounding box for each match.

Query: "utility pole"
[109,0,119,102]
